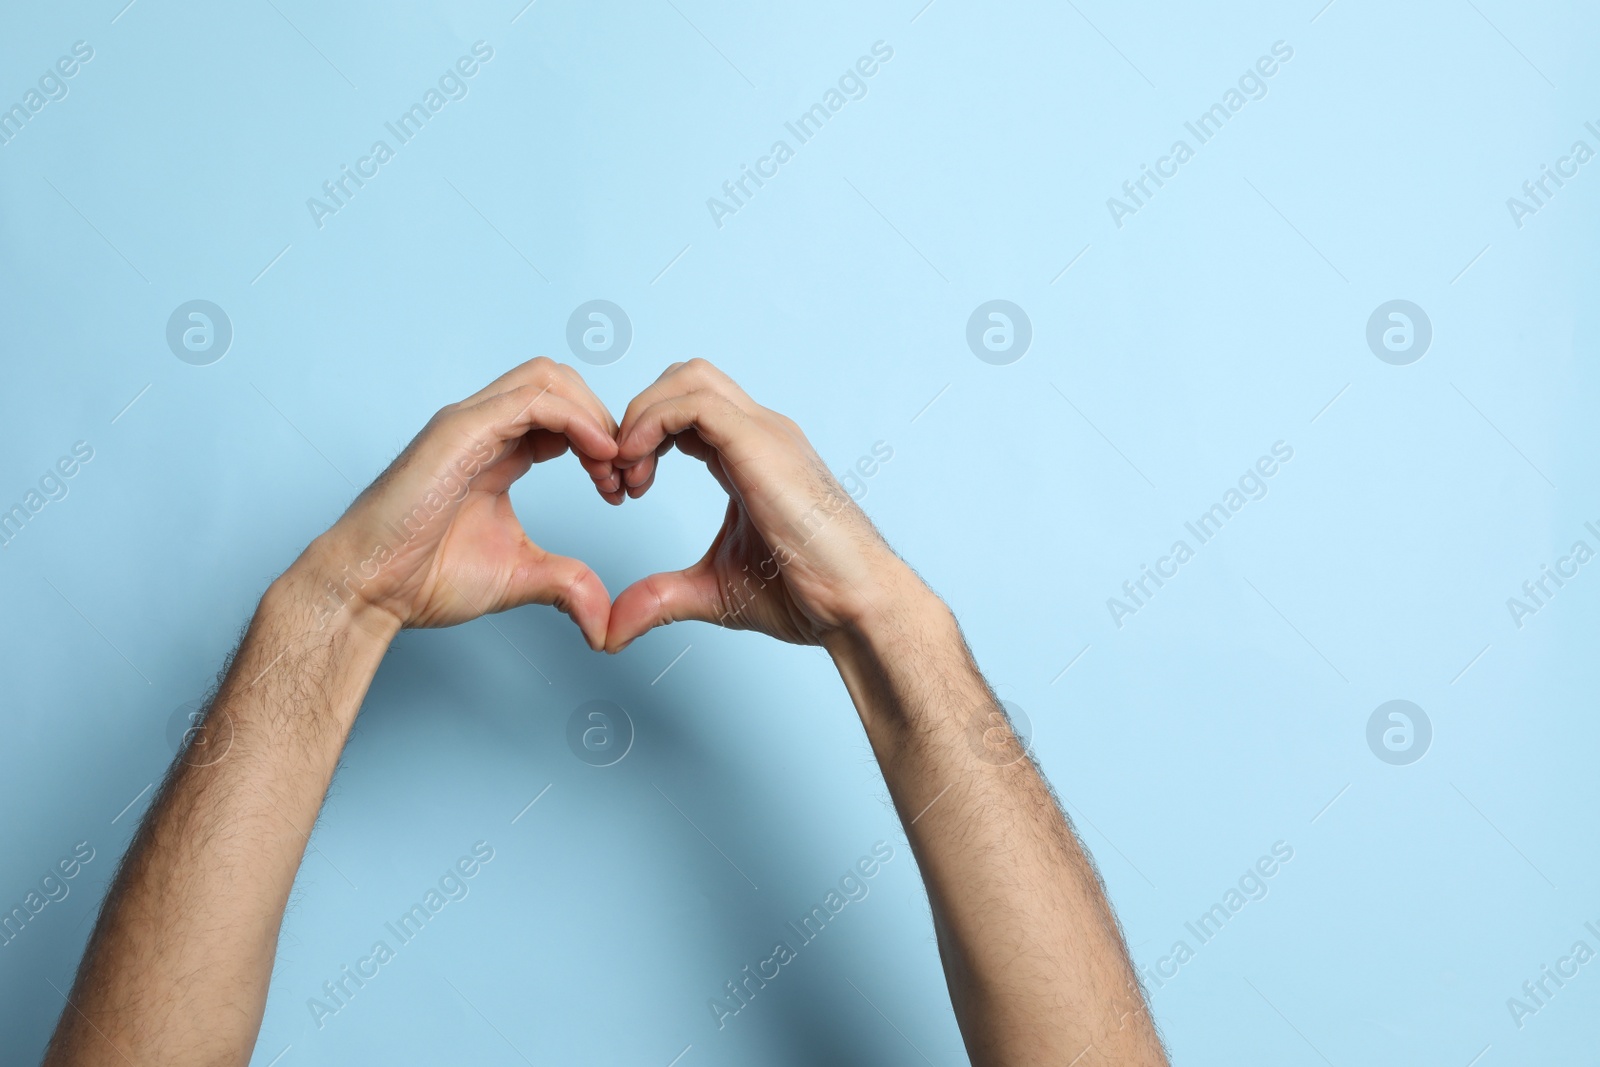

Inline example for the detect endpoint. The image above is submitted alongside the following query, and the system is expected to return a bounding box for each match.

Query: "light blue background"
[2,1,1597,1063]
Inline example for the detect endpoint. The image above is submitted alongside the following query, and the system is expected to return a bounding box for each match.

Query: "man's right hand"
[602,359,922,651]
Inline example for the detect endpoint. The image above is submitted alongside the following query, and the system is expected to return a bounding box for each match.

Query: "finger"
[573,449,620,488]
[455,384,619,466]
[524,429,571,465]
[605,565,726,653]
[616,360,763,496]
[623,461,653,499]
[511,433,620,503]
[615,389,750,468]
[457,356,596,417]
[616,363,691,491]
[622,438,674,500]
[509,546,613,651]
[551,362,626,497]
[613,362,685,450]
[556,362,620,438]
[475,428,590,494]
[457,357,550,407]
[458,356,622,475]
[616,361,756,462]
[623,431,737,504]
[388,387,615,514]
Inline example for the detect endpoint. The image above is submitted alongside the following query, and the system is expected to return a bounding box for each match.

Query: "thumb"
[508,546,613,652]
[605,565,727,653]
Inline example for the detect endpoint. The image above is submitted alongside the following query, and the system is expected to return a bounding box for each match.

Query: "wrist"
[822,574,986,747]
[222,555,397,742]
[270,536,405,647]
[822,565,958,670]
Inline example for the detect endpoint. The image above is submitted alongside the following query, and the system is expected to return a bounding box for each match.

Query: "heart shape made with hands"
[358,359,872,657]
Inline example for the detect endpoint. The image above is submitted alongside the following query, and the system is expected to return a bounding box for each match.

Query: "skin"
[44,357,1166,1067]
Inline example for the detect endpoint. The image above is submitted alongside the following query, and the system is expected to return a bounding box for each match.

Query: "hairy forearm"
[825,577,1166,1067]
[46,562,396,1067]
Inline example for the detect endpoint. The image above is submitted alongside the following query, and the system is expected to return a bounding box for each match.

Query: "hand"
[603,359,914,650]
[294,358,623,647]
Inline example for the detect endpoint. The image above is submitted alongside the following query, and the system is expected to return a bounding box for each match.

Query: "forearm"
[825,574,1166,1067]
[46,560,397,1066]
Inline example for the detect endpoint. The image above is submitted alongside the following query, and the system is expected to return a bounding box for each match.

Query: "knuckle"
[685,357,727,387]
[524,358,561,388]
[558,565,588,610]
[645,574,672,622]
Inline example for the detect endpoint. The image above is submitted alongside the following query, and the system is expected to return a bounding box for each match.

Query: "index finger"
[615,360,755,477]
[436,384,619,472]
